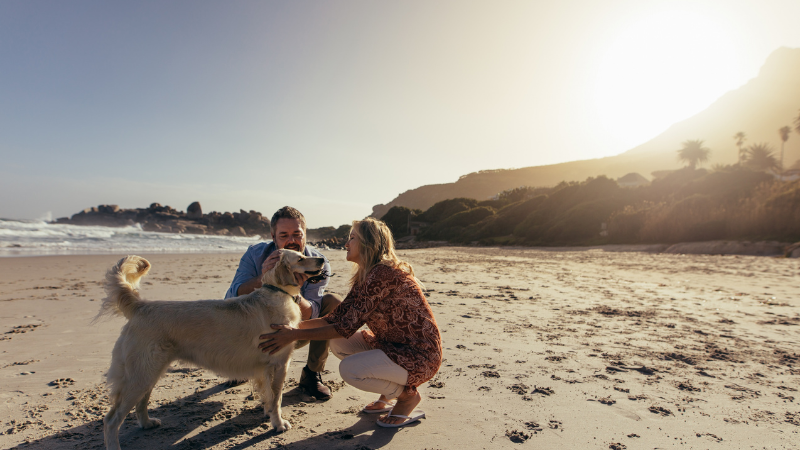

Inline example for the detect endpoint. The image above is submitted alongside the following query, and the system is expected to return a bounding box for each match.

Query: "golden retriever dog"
[97,249,324,450]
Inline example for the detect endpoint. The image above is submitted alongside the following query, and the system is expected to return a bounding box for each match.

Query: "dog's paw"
[273,418,291,433]
[140,418,161,429]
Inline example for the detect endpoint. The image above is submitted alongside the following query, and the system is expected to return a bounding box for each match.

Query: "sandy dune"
[1,248,798,449]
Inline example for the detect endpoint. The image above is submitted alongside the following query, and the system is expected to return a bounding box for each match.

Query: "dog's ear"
[275,253,298,287]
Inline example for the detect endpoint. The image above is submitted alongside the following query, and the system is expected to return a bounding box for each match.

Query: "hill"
[381,168,800,248]
[372,47,800,218]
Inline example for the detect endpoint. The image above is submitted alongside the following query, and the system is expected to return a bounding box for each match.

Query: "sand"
[1,248,798,449]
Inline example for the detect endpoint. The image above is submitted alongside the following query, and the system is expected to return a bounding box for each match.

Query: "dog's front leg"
[252,375,272,416]
[267,362,291,432]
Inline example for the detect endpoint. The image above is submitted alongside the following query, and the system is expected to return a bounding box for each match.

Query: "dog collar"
[262,284,301,304]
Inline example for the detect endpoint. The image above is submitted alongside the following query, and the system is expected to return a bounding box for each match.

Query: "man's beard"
[284,242,302,251]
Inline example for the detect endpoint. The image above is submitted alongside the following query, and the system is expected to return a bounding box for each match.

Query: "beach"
[1,247,798,449]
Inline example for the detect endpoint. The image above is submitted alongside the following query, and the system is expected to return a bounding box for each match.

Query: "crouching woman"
[259,218,442,428]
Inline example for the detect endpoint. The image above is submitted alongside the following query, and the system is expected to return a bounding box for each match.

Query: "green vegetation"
[380,206,421,237]
[382,167,800,246]
[779,126,791,173]
[744,143,780,172]
[677,139,711,170]
[307,224,350,242]
[733,132,747,165]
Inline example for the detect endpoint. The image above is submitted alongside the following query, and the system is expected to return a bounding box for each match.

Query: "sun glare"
[594,10,741,149]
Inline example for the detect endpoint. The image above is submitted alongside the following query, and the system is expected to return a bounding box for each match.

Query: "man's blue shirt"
[224,242,330,316]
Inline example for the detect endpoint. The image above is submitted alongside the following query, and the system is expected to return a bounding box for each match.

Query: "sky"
[2,0,800,227]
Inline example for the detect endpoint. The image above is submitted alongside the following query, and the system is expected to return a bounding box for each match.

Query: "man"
[225,206,342,400]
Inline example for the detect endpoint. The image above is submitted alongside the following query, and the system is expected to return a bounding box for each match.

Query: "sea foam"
[0,219,263,256]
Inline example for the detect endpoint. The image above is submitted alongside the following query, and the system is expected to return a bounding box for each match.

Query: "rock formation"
[53,202,271,237]
[187,201,203,219]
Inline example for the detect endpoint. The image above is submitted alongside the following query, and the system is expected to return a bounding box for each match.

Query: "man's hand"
[261,252,281,274]
[258,324,298,355]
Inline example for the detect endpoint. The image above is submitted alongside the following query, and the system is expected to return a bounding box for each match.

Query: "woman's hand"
[258,324,298,355]
[293,272,310,286]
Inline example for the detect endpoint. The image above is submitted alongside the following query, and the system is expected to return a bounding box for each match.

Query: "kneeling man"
[225,206,342,400]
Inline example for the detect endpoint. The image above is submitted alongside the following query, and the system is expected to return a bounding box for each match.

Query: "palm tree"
[733,131,747,165]
[744,143,780,173]
[779,126,791,179]
[677,139,711,170]
[795,110,800,135]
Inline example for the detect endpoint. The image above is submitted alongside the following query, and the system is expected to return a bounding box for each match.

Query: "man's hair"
[270,206,306,232]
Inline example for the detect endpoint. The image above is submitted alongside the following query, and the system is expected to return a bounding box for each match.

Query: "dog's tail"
[94,255,151,322]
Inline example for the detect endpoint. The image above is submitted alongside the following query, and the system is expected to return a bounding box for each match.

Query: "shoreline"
[3,239,798,259]
[399,239,799,257]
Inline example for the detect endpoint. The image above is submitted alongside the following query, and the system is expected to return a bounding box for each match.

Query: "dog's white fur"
[98,249,324,450]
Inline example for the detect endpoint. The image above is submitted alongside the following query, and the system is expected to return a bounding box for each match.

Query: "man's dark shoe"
[299,366,332,401]
[223,379,248,388]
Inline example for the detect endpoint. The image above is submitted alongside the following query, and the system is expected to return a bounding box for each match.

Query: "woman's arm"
[258,322,342,355]
[297,318,331,330]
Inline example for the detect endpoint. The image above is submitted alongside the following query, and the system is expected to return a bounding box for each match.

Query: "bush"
[607,205,649,243]
[418,207,495,241]
[675,168,773,204]
[638,194,724,243]
[416,198,479,223]
[542,198,625,244]
[474,195,548,239]
[334,224,351,241]
[380,206,420,237]
[513,176,622,244]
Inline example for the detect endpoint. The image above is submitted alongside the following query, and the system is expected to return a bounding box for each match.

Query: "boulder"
[187,202,203,219]
[141,222,161,232]
[183,224,207,234]
[230,226,247,237]
[247,210,263,225]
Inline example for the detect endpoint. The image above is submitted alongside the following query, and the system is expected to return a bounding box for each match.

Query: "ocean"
[0,219,264,257]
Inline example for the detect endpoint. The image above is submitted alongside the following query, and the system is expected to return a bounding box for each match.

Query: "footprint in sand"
[2,323,43,340]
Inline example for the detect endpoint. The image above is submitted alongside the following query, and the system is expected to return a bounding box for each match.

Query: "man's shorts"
[308,298,321,320]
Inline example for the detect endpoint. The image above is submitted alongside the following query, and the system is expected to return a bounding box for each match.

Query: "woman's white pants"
[329,330,409,399]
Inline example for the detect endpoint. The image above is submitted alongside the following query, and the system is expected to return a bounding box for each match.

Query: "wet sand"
[1,248,798,449]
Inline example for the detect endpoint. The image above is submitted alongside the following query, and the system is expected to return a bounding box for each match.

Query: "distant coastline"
[48,202,348,249]
[40,194,800,258]
[2,217,797,258]
[52,202,270,237]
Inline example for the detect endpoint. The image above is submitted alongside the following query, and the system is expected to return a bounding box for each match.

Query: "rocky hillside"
[372,47,800,218]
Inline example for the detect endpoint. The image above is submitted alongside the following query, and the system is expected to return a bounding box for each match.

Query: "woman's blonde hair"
[349,217,415,287]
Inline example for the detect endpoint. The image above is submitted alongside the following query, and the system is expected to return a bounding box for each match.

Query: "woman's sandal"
[376,409,426,428]
[361,399,396,414]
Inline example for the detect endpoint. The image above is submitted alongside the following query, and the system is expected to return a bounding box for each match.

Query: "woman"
[259,218,442,428]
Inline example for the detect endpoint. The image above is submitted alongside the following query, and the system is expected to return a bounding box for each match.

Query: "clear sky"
[2,0,799,227]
